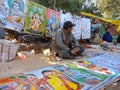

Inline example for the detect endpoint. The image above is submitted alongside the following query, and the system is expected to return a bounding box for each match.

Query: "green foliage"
[97,0,120,18]
[31,0,101,16]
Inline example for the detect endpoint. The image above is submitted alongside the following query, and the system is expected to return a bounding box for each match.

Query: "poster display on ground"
[81,18,91,39]
[55,60,119,90]
[46,8,60,37]
[0,0,28,32]
[25,67,88,90]
[24,1,46,35]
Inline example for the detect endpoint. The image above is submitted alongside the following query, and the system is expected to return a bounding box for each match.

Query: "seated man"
[102,27,113,42]
[54,21,85,59]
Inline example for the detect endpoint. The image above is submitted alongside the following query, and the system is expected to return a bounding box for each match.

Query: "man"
[102,27,113,42]
[54,21,85,59]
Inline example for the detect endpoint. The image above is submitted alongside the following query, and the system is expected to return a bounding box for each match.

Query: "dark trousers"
[58,46,85,59]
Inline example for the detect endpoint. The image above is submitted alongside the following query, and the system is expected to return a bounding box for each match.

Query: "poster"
[24,1,46,35]
[25,67,87,90]
[46,8,60,37]
[0,73,38,90]
[60,13,72,28]
[55,60,119,90]
[72,16,82,39]
[0,0,28,32]
[81,18,91,39]
[88,53,120,72]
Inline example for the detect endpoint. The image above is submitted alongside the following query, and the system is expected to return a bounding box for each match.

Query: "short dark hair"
[63,21,75,29]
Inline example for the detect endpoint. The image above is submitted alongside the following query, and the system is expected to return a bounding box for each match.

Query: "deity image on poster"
[0,0,28,32]
[24,2,46,35]
[26,68,85,90]
[46,8,60,37]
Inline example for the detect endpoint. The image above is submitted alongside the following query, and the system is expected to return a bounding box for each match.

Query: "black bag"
[117,34,120,43]
[0,27,5,39]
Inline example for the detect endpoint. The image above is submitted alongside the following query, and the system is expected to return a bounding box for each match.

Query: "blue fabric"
[102,32,113,42]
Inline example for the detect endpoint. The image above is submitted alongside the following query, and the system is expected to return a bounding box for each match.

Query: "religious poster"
[46,8,60,37]
[0,73,38,90]
[55,60,119,90]
[25,67,87,90]
[24,1,46,35]
[72,16,82,39]
[81,18,91,39]
[0,0,28,32]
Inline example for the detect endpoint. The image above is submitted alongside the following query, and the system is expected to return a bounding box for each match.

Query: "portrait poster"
[25,66,88,90]
[81,18,91,39]
[0,0,28,32]
[46,8,60,37]
[24,2,46,35]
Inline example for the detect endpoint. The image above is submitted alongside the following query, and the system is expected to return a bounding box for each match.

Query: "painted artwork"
[24,1,46,35]
[0,0,28,32]
[0,73,38,90]
[55,60,119,90]
[46,8,60,37]
[88,53,120,72]
[26,67,86,90]
[72,16,82,39]
[81,18,91,39]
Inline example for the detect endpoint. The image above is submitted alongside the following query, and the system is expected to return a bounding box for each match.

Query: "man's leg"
[58,50,75,59]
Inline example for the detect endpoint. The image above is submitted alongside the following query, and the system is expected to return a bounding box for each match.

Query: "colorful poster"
[0,73,38,90]
[88,53,120,72]
[24,2,46,35]
[72,16,82,39]
[81,18,91,39]
[25,67,87,90]
[46,8,60,37]
[55,60,119,90]
[0,0,28,32]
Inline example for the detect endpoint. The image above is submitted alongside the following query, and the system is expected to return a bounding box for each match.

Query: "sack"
[0,40,19,63]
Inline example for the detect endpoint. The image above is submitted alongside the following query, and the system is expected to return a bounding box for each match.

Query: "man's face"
[67,27,73,33]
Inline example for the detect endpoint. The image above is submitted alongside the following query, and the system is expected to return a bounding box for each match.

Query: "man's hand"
[71,47,80,55]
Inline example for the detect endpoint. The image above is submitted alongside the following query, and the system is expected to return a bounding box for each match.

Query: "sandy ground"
[0,53,51,77]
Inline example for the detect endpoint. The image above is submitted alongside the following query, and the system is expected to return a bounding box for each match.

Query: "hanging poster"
[55,60,119,90]
[0,73,38,90]
[81,18,91,39]
[46,8,60,37]
[24,1,46,35]
[60,13,72,28]
[0,0,28,32]
[25,67,88,90]
[72,16,82,39]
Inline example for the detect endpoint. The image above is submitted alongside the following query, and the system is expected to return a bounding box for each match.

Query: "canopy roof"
[81,12,120,32]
